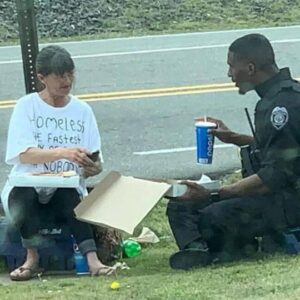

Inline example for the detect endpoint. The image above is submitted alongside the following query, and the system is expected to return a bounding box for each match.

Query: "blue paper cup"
[195,121,217,164]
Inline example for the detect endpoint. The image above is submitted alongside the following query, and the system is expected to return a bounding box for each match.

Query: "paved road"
[1,25,300,99]
[0,25,300,190]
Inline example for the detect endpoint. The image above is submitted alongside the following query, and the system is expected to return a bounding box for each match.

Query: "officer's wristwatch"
[209,191,221,202]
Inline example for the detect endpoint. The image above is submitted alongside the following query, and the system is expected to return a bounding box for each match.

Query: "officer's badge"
[270,106,289,130]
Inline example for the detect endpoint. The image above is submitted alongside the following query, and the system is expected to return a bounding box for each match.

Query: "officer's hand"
[195,116,234,144]
[166,181,210,203]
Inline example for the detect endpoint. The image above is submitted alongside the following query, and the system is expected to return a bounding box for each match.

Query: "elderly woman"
[1,45,113,280]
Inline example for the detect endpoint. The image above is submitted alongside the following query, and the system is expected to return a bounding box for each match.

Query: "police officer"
[167,33,300,270]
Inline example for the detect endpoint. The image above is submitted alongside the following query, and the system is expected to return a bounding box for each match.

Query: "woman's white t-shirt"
[1,92,102,217]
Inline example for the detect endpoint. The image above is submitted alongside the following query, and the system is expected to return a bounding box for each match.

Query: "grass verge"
[2,235,300,299]
[1,172,300,299]
[1,1,300,45]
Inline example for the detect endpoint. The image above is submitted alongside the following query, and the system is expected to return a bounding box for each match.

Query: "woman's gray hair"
[36,45,74,76]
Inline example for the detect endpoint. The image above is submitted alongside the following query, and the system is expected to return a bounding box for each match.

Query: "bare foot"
[10,265,41,281]
[9,256,42,281]
[89,263,115,276]
[10,248,41,281]
[86,251,115,276]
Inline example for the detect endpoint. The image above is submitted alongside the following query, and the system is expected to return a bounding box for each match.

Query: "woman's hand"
[20,147,92,165]
[59,147,91,166]
[59,147,102,177]
[81,159,103,178]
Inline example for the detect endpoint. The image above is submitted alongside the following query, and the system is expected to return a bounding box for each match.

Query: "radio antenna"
[244,108,258,144]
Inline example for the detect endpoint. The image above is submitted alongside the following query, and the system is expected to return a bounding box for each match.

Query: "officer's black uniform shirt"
[254,68,300,194]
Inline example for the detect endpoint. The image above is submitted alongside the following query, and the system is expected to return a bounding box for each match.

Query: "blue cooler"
[283,227,300,254]
[0,214,74,272]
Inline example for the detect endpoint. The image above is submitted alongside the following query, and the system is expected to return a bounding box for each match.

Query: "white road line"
[1,37,300,65]
[133,144,236,156]
[1,24,300,49]
[0,59,21,65]
[0,44,227,65]
[71,38,300,59]
[73,44,229,58]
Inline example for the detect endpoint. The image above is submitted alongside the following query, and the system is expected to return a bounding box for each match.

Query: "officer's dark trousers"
[8,187,97,255]
[167,195,291,254]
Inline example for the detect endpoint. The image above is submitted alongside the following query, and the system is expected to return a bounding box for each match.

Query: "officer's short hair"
[229,34,275,71]
[36,45,74,76]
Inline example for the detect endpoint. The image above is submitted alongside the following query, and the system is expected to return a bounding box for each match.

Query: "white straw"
[204,115,207,123]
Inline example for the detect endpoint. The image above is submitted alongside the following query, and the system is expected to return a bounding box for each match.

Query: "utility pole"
[15,0,39,94]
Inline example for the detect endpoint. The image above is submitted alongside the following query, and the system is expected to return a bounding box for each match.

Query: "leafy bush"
[1,0,300,43]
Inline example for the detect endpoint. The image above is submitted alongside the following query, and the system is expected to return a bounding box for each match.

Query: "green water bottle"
[122,239,141,257]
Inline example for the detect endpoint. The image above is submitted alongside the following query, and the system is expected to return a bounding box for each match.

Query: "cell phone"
[87,150,99,162]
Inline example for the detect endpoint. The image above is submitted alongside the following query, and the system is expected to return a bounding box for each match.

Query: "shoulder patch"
[270,106,289,130]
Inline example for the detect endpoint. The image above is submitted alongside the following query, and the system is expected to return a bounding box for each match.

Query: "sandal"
[90,266,115,276]
[9,266,43,281]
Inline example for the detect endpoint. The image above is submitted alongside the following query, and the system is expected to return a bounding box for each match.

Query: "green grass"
[1,0,300,46]
[2,177,300,299]
[41,0,300,39]
[1,1,300,297]
[2,230,300,299]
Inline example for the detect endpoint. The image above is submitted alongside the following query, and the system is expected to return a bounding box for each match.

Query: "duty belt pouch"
[240,145,261,178]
